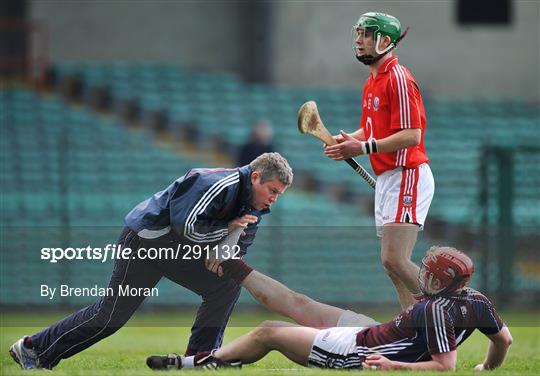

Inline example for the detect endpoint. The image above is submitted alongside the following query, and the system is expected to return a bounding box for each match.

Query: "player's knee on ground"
[251,321,285,344]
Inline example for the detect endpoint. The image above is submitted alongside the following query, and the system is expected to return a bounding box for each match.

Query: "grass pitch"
[1,310,539,375]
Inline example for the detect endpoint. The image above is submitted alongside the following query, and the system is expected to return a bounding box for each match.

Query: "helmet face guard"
[352,26,395,65]
[352,12,407,66]
[419,247,474,297]
[419,259,455,296]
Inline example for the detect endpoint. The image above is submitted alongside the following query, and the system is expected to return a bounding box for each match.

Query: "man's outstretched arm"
[362,351,457,371]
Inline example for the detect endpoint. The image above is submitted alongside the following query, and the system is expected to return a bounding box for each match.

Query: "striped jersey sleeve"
[170,171,240,243]
[474,294,504,335]
[389,65,423,130]
[423,298,456,355]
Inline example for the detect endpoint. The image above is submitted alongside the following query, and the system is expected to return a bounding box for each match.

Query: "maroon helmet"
[419,246,474,296]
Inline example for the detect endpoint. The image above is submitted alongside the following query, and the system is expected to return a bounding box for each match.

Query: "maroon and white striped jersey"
[355,288,504,362]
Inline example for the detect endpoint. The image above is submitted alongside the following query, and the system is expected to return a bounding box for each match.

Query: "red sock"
[24,336,33,349]
[194,351,212,362]
[221,259,253,284]
[185,347,197,356]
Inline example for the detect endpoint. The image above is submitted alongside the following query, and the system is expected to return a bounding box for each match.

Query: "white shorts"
[308,326,366,369]
[375,163,434,237]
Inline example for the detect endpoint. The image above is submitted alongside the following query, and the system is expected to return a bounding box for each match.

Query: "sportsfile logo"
[40,244,242,263]
[40,244,132,263]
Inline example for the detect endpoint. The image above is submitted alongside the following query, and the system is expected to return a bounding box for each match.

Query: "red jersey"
[360,56,429,175]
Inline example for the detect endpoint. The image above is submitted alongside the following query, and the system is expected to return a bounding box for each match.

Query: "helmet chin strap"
[356,34,394,66]
[355,50,390,66]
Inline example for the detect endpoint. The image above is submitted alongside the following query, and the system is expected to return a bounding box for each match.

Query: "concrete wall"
[271,0,539,99]
[31,0,539,99]
[30,0,247,73]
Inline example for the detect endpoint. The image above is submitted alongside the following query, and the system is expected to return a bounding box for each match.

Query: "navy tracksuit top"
[124,164,269,255]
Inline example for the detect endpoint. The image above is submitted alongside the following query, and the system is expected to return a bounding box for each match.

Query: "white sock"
[183,356,195,368]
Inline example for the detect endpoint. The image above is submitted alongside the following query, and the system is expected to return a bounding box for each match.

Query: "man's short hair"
[249,152,293,186]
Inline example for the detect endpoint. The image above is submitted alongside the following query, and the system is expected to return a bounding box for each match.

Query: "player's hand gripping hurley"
[297,101,376,189]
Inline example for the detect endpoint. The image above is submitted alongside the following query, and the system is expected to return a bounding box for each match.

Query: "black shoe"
[146,353,182,370]
[194,352,242,370]
[146,352,241,370]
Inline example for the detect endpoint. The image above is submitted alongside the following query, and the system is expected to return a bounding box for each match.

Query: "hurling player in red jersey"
[148,247,512,371]
[324,12,435,309]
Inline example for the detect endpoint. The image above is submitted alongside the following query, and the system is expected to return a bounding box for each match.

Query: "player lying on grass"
[147,246,512,371]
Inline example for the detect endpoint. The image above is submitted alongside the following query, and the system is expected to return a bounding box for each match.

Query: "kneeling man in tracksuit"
[10,152,293,370]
